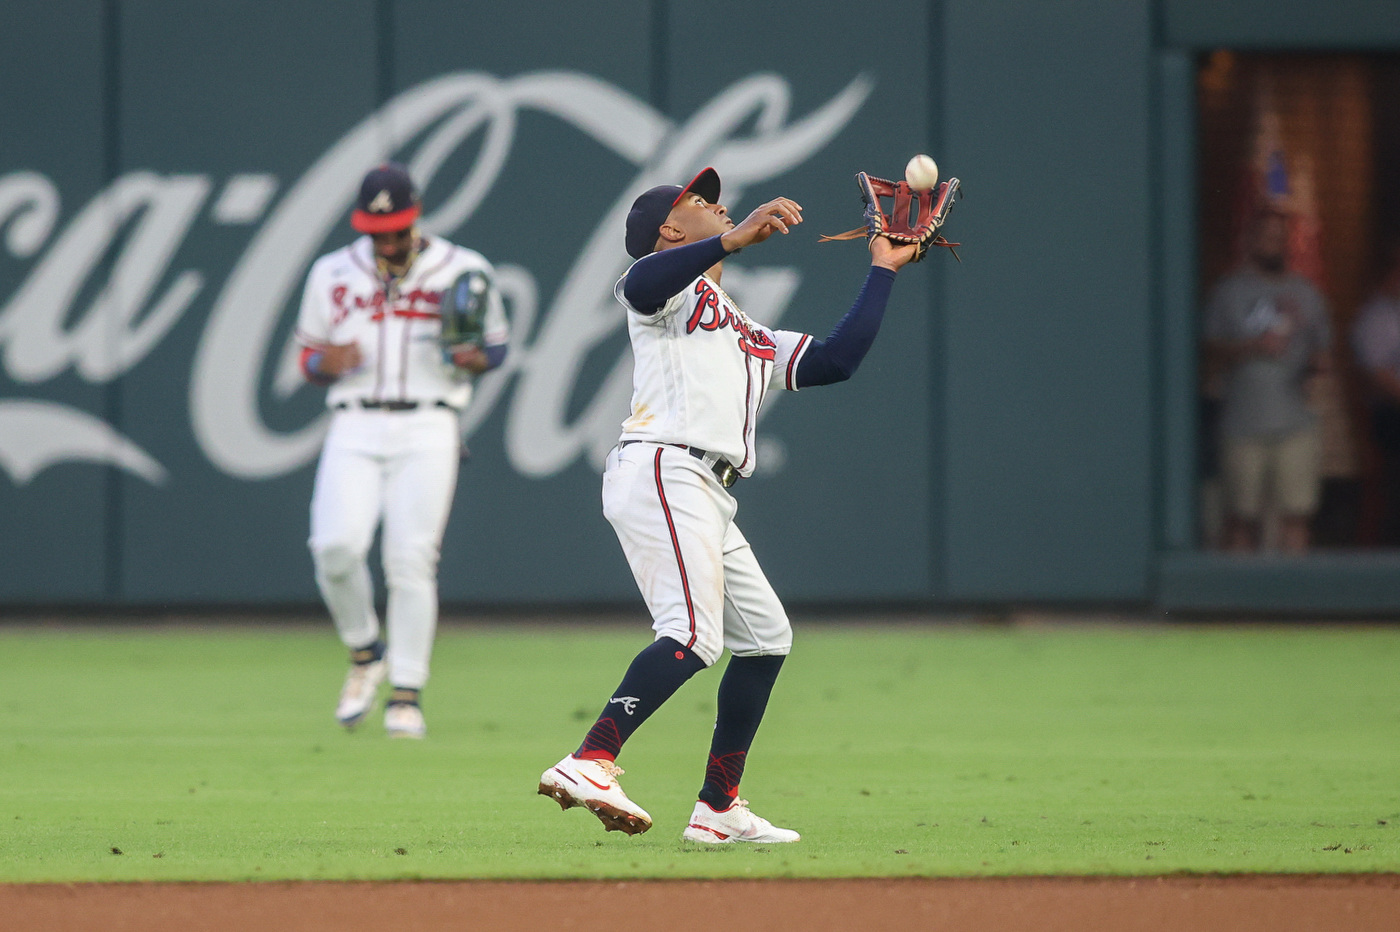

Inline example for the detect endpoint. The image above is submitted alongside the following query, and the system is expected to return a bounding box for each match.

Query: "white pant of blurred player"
[309,406,460,735]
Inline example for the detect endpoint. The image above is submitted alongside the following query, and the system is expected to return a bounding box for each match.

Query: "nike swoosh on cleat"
[580,773,612,791]
[689,823,729,840]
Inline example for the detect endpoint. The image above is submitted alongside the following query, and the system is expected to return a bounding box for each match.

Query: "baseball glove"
[438,268,491,355]
[818,172,962,261]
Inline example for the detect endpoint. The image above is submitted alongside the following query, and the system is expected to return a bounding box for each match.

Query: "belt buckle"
[716,462,738,488]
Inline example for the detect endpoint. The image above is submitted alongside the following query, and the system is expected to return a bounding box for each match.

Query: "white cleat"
[384,702,426,739]
[537,755,652,836]
[335,659,387,728]
[682,799,801,844]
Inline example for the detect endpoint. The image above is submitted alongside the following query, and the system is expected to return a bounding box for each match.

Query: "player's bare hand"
[449,343,490,374]
[721,197,803,251]
[869,234,919,272]
[319,342,363,376]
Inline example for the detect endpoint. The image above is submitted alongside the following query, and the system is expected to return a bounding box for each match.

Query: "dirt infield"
[6,876,1400,931]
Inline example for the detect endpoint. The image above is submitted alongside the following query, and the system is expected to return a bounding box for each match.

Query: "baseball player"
[539,167,924,841]
[295,162,508,738]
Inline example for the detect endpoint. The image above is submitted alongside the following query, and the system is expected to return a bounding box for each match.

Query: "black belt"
[620,440,739,488]
[334,399,457,412]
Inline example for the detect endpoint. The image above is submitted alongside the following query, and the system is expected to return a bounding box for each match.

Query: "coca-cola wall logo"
[0,70,871,485]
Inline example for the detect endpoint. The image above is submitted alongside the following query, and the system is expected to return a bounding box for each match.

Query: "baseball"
[905,154,939,191]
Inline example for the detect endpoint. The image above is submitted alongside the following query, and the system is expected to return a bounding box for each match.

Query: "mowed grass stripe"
[0,620,1396,880]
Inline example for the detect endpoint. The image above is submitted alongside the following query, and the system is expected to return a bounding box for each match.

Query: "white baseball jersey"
[613,270,811,477]
[295,235,508,410]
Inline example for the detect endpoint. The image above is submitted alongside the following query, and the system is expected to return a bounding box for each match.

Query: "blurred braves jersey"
[295,235,508,410]
[613,271,811,477]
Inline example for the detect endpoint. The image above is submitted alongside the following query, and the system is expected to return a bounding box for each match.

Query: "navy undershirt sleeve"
[621,235,731,313]
[483,342,507,370]
[794,266,896,388]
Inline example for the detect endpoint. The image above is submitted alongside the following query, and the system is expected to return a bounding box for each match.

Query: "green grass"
[1,620,1397,881]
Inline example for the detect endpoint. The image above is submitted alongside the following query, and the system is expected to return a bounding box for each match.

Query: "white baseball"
[905,154,939,191]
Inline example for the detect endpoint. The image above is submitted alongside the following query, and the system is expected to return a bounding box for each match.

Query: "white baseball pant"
[602,442,792,666]
[308,406,460,689]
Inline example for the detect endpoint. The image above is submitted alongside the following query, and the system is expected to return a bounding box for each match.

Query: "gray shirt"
[1204,269,1330,439]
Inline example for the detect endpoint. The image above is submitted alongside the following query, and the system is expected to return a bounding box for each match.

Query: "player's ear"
[656,222,686,248]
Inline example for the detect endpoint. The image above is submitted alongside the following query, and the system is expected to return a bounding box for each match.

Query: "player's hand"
[721,197,803,252]
[449,343,490,374]
[869,234,920,272]
[319,342,363,376]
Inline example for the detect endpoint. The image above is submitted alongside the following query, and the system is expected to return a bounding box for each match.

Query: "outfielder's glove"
[438,268,491,371]
[818,172,962,262]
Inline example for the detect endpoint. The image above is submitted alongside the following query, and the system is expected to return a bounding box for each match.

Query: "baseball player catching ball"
[539,166,930,842]
[295,162,508,739]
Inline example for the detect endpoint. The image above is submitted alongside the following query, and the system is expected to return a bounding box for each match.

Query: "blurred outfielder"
[295,162,508,738]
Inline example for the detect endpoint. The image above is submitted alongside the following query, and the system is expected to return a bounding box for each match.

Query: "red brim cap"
[675,166,721,207]
[351,204,421,233]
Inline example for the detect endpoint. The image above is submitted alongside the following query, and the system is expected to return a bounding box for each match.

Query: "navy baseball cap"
[352,162,421,233]
[624,167,722,259]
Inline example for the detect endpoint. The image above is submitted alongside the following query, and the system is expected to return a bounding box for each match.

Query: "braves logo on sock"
[608,696,640,715]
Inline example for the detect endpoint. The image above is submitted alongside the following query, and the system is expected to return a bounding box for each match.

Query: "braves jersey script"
[614,269,812,477]
[295,235,508,410]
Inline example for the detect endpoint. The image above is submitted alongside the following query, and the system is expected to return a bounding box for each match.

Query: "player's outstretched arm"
[793,234,921,386]
[622,197,803,313]
[794,264,898,388]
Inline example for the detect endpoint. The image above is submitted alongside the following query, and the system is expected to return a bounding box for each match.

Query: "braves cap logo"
[351,163,421,233]
[367,189,394,213]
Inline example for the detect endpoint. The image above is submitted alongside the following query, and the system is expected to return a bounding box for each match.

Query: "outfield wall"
[2,0,1399,611]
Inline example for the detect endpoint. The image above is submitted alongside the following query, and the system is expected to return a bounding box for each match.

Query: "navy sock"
[351,638,385,665]
[388,686,420,708]
[698,654,786,810]
[577,637,707,760]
